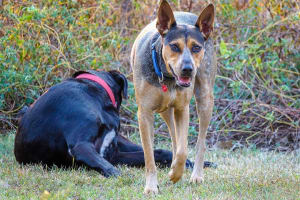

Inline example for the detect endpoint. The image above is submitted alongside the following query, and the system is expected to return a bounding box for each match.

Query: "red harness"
[76,73,117,108]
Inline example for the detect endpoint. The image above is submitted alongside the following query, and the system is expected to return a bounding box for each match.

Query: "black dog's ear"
[109,71,128,99]
[195,4,215,40]
[72,71,88,78]
[156,0,176,36]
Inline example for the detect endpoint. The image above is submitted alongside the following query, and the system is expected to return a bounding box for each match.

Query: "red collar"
[76,73,117,108]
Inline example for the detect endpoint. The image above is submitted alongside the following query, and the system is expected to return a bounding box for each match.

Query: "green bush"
[0,0,299,149]
[0,0,133,111]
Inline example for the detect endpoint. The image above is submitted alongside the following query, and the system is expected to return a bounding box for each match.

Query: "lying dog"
[14,70,212,177]
[131,0,216,193]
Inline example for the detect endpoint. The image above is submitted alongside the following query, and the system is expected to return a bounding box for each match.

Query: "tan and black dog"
[131,0,216,194]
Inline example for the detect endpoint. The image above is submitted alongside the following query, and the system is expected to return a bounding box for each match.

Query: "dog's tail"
[17,106,29,119]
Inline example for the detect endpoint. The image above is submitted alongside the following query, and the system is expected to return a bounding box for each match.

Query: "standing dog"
[131,0,216,194]
[14,70,197,177]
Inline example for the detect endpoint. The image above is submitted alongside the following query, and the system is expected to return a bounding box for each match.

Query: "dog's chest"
[155,88,192,113]
[94,130,116,157]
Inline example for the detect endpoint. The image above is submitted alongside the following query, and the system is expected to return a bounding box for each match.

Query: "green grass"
[1,132,299,200]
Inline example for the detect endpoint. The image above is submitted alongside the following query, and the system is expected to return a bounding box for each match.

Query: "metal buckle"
[158,74,164,83]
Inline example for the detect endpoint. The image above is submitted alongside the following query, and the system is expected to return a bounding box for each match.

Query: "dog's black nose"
[182,65,193,74]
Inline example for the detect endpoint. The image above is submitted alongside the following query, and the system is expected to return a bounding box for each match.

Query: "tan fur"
[162,37,204,78]
[187,38,205,67]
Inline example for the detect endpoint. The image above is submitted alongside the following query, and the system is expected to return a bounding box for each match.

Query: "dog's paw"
[144,173,158,195]
[144,185,158,195]
[168,166,184,183]
[189,175,204,184]
[168,159,185,183]
[104,167,121,177]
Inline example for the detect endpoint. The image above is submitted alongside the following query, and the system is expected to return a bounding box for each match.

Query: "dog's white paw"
[144,173,158,195]
[189,175,204,184]
[144,185,158,195]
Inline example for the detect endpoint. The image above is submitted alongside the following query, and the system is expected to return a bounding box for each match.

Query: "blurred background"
[0,0,299,151]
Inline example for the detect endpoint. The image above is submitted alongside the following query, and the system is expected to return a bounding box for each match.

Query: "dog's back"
[14,80,99,166]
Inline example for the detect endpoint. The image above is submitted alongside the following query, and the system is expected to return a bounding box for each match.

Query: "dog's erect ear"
[156,0,176,36]
[109,71,128,99]
[195,4,215,40]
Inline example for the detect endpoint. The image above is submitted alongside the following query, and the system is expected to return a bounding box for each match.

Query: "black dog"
[15,70,207,177]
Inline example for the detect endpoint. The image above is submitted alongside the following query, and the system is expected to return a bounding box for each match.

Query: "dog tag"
[161,84,168,92]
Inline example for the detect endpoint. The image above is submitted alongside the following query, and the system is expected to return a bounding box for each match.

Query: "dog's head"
[156,0,214,87]
[73,70,128,110]
[108,70,128,102]
[95,70,128,110]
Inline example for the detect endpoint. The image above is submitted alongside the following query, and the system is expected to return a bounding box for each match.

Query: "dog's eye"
[192,45,202,53]
[170,44,180,52]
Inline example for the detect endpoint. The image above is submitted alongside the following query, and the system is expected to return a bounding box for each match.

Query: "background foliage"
[0,0,299,151]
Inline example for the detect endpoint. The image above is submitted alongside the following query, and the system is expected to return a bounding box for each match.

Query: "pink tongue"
[179,77,190,83]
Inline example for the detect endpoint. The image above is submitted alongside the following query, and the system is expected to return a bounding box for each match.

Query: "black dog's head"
[107,70,128,108]
[156,0,214,87]
[73,70,128,110]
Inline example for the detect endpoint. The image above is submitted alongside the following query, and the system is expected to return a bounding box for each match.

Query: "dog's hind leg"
[110,151,146,167]
[116,135,143,152]
[114,135,194,168]
[70,142,120,177]
[110,149,171,167]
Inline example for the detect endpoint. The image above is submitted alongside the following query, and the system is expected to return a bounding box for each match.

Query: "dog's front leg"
[138,107,158,194]
[160,108,177,161]
[190,81,214,183]
[71,142,120,177]
[168,105,189,183]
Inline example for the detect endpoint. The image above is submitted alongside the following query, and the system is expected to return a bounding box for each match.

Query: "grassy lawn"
[0,132,299,200]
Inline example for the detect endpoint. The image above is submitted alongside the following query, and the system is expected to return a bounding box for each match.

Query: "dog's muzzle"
[169,64,194,88]
[177,65,194,87]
